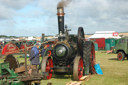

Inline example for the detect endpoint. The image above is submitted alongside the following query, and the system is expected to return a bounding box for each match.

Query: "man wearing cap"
[29,43,40,65]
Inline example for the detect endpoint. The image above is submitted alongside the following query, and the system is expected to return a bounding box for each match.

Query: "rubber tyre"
[117,52,125,61]
[83,42,90,75]
[83,41,96,74]
[77,27,85,56]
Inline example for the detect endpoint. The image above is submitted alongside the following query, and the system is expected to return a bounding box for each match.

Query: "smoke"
[57,0,72,8]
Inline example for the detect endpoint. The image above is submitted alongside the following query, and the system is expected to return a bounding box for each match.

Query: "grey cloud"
[18,9,46,19]
[0,0,35,9]
[0,0,35,20]
[0,5,15,20]
[38,0,60,14]
[0,0,128,36]
[63,0,128,33]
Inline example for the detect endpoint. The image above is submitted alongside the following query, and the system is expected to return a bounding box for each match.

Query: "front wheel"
[117,52,125,61]
[73,56,83,81]
[41,56,53,79]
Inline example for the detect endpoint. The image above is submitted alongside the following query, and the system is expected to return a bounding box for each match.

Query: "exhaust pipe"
[57,7,65,35]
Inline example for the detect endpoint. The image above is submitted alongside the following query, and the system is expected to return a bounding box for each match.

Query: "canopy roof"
[89,31,121,39]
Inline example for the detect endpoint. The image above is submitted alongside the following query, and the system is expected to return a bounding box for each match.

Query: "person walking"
[29,43,40,65]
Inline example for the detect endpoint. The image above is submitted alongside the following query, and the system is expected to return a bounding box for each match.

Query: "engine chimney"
[57,7,65,34]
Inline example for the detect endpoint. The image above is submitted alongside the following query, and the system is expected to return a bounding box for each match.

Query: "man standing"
[41,44,48,57]
[29,43,40,65]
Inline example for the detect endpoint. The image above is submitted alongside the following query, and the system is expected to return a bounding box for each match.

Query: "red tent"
[2,43,19,55]
[91,38,105,50]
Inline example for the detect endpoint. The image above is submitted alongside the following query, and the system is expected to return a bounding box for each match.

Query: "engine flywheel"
[4,54,19,71]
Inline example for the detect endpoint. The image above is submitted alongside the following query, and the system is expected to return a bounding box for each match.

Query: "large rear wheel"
[83,41,96,75]
[90,42,96,74]
[41,56,53,79]
[73,56,83,81]
[77,27,85,56]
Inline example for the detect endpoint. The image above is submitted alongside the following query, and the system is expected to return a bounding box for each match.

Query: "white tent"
[0,38,4,41]
[27,37,36,40]
[89,31,121,39]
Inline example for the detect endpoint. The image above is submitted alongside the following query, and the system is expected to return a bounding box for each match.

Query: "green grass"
[0,51,128,85]
[41,51,128,85]
[86,51,128,85]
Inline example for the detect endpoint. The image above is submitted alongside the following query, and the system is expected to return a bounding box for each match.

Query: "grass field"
[86,51,128,85]
[41,51,128,85]
[0,51,128,85]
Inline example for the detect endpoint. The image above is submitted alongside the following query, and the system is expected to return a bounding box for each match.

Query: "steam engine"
[41,6,96,81]
[52,7,84,73]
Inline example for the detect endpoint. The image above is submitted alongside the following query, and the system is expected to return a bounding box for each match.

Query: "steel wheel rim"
[73,56,83,81]
[78,58,83,80]
[118,53,123,60]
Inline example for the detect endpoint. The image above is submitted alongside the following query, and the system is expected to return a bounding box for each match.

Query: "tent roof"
[89,31,121,39]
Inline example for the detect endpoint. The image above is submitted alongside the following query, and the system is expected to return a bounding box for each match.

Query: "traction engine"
[41,7,96,81]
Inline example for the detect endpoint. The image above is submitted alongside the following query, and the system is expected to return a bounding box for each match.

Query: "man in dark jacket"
[29,43,40,65]
[41,44,48,57]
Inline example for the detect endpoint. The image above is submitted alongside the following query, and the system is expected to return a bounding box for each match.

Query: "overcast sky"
[0,0,128,36]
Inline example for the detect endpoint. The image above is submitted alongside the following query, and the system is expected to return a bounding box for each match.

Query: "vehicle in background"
[113,37,128,61]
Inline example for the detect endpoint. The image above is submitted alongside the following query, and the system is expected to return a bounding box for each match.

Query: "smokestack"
[57,7,65,34]
[41,33,45,42]
[57,0,72,34]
